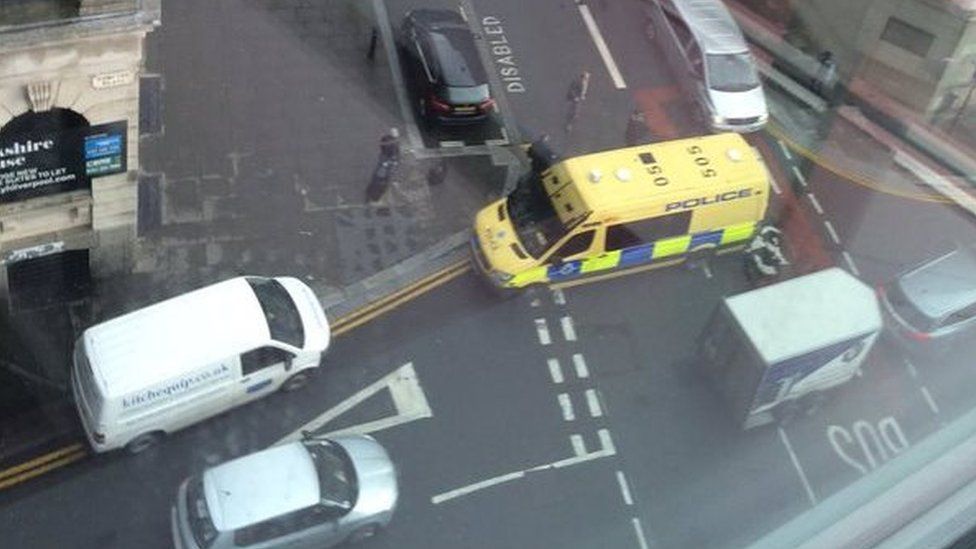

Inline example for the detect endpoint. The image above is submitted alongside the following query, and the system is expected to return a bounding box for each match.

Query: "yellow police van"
[471,133,771,289]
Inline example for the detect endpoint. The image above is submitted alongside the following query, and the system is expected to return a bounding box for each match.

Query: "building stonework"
[0,1,159,308]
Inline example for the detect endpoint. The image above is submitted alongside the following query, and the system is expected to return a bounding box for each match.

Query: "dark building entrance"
[6,250,91,311]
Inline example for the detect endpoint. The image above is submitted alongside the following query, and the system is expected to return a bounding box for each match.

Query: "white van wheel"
[126,432,163,454]
[281,371,312,392]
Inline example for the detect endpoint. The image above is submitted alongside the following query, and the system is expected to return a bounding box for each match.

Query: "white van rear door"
[237,346,295,403]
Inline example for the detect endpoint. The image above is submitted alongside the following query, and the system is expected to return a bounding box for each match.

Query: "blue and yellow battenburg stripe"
[510,221,756,287]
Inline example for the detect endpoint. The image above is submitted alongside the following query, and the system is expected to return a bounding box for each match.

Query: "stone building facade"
[0,0,159,311]
[791,0,976,119]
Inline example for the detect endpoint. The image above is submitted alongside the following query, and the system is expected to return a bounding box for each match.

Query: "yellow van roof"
[549,133,764,219]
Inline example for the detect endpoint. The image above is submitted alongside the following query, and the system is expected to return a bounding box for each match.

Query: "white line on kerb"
[842,250,861,276]
[547,358,564,384]
[572,353,589,378]
[791,165,808,187]
[585,389,603,417]
[921,386,941,415]
[571,434,587,456]
[558,393,575,421]
[807,193,825,215]
[535,318,551,346]
[632,518,650,549]
[778,427,818,506]
[768,173,782,195]
[904,358,918,379]
[553,288,567,305]
[702,262,714,279]
[616,471,634,505]
[823,220,841,244]
[777,140,794,161]
[577,5,627,89]
[561,316,578,342]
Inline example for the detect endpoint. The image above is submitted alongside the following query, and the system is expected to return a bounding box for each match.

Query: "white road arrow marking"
[276,362,432,444]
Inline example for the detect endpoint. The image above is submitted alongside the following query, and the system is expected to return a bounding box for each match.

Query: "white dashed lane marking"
[547,358,564,384]
[572,353,589,379]
[616,470,634,506]
[791,165,808,187]
[585,389,603,418]
[535,318,551,346]
[921,386,940,415]
[561,316,577,342]
[823,219,841,244]
[777,139,794,161]
[571,434,587,456]
[842,250,861,276]
[807,192,825,215]
[553,288,566,305]
[558,393,575,421]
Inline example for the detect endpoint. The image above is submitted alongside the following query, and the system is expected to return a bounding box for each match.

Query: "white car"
[172,434,398,549]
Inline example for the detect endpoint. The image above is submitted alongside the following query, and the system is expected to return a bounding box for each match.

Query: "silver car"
[171,434,398,549]
[878,247,976,357]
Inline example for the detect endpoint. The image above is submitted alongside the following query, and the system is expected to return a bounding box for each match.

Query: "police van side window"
[241,346,294,376]
[551,230,595,260]
[605,212,692,251]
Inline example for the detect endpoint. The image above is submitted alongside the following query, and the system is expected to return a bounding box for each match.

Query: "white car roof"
[83,277,271,397]
[674,0,749,55]
[203,442,320,532]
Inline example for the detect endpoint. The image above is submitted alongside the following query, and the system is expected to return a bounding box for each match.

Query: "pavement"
[0,0,514,474]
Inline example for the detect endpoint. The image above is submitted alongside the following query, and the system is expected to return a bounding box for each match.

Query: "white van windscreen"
[706,53,760,93]
[246,278,305,347]
[74,345,103,421]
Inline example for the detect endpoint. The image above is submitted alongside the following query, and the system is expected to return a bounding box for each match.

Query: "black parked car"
[399,9,494,125]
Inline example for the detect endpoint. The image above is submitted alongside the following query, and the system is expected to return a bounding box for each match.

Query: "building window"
[880,18,935,57]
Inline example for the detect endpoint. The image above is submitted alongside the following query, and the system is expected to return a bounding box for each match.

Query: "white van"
[647,0,768,133]
[70,276,330,454]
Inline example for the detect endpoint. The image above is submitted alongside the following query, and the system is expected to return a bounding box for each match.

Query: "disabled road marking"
[276,362,432,444]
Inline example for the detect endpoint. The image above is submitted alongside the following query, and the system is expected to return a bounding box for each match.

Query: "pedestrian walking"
[812,51,836,96]
[426,158,448,186]
[565,71,590,134]
[528,134,559,174]
[625,108,651,146]
[379,127,400,163]
[366,128,401,203]
[366,27,379,62]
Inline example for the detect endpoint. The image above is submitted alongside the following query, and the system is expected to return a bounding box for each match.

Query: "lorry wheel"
[126,431,163,454]
[281,371,312,392]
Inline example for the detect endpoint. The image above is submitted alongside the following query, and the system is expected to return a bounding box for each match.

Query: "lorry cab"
[71,276,330,454]
[472,133,771,289]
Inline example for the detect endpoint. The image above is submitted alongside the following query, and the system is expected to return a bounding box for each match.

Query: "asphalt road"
[3,0,976,548]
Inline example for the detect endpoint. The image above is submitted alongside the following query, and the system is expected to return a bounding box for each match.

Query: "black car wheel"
[281,371,312,392]
[126,431,163,454]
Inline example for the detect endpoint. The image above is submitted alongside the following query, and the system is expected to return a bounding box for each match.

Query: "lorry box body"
[699,268,881,429]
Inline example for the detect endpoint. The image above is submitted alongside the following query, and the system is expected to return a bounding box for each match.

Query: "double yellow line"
[0,442,87,491]
[0,260,469,491]
[331,258,471,337]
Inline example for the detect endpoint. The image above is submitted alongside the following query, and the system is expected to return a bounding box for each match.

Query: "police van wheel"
[126,431,163,454]
[281,371,312,392]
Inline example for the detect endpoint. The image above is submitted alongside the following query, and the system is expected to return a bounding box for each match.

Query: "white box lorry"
[698,268,882,429]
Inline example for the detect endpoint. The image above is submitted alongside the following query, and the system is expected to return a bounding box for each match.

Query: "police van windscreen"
[507,172,567,258]
[706,52,760,92]
[247,278,305,348]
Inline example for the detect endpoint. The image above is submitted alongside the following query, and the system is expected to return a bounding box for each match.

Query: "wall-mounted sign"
[2,241,64,264]
[0,120,127,203]
[92,70,135,89]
